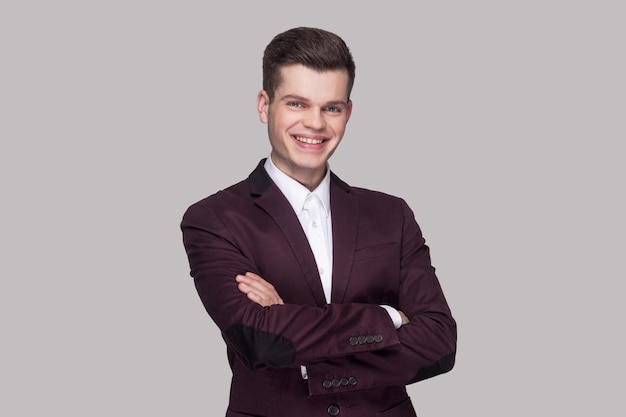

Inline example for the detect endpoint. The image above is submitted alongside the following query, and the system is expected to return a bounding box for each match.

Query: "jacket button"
[327,404,340,416]
[349,336,358,346]
[322,379,333,388]
[357,335,367,344]
[374,334,383,342]
[340,377,349,386]
[366,335,375,343]
[348,376,358,385]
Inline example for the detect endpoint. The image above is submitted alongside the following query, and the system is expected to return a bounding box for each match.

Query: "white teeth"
[295,136,323,144]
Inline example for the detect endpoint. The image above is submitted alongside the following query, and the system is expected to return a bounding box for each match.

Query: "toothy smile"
[294,136,324,145]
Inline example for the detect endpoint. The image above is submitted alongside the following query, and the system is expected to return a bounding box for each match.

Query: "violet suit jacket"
[181,160,457,417]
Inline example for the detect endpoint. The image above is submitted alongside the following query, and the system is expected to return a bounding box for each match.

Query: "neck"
[270,155,326,191]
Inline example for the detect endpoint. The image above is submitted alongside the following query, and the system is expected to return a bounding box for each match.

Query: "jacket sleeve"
[304,200,457,396]
[181,200,401,370]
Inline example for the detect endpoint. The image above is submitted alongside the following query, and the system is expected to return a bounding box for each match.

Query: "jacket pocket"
[353,243,399,262]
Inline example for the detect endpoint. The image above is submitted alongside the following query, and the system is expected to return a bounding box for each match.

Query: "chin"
[295,157,326,171]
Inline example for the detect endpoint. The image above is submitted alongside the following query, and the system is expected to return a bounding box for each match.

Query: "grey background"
[1,1,624,416]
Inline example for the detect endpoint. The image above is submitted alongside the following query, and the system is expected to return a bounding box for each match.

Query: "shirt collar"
[264,155,331,217]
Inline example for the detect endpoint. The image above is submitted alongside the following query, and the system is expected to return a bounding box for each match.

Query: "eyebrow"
[280,94,348,107]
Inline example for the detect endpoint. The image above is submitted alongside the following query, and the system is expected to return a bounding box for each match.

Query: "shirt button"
[327,404,340,416]
[319,268,325,275]
[312,221,318,228]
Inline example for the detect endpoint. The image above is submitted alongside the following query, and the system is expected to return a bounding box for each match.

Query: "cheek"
[330,118,348,136]
[270,112,297,132]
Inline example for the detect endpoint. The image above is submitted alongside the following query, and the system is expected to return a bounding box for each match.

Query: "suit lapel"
[248,160,328,306]
[329,173,358,304]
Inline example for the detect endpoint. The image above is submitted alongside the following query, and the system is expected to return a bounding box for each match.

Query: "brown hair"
[262,27,356,102]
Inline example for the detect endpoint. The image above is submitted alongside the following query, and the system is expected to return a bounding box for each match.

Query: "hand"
[398,310,410,326]
[236,272,284,307]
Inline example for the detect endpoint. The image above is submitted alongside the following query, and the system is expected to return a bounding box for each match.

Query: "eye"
[325,106,341,114]
[288,101,303,108]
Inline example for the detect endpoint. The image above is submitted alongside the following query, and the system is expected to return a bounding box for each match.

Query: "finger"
[238,280,281,305]
[236,273,284,305]
[246,289,283,307]
[240,279,274,298]
[246,291,263,305]
[237,281,252,294]
[244,272,280,291]
[240,273,278,294]
[398,311,410,325]
[236,273,265,287]
[244,271,263,280]
[236,275,266,294]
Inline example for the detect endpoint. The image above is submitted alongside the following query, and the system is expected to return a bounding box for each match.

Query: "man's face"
[257,64,352,189]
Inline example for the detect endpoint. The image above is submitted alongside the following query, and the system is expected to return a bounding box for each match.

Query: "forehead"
[276,64,350,103]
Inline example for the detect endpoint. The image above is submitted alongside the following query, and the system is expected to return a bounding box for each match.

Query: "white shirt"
[264,156,333,302]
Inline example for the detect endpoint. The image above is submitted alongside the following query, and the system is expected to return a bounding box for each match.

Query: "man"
[181,27,456,417]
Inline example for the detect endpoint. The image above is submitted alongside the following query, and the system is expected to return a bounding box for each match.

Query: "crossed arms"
[236,272,410,325]
[181,191,456,395]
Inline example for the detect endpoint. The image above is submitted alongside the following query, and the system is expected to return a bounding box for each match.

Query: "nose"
[303,108,326,130]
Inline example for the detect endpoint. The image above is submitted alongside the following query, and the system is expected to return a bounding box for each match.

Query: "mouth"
[294,135,325,145]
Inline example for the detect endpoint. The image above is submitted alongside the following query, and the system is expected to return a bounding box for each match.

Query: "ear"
[345,100,353,123]
[257,90,270,123]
